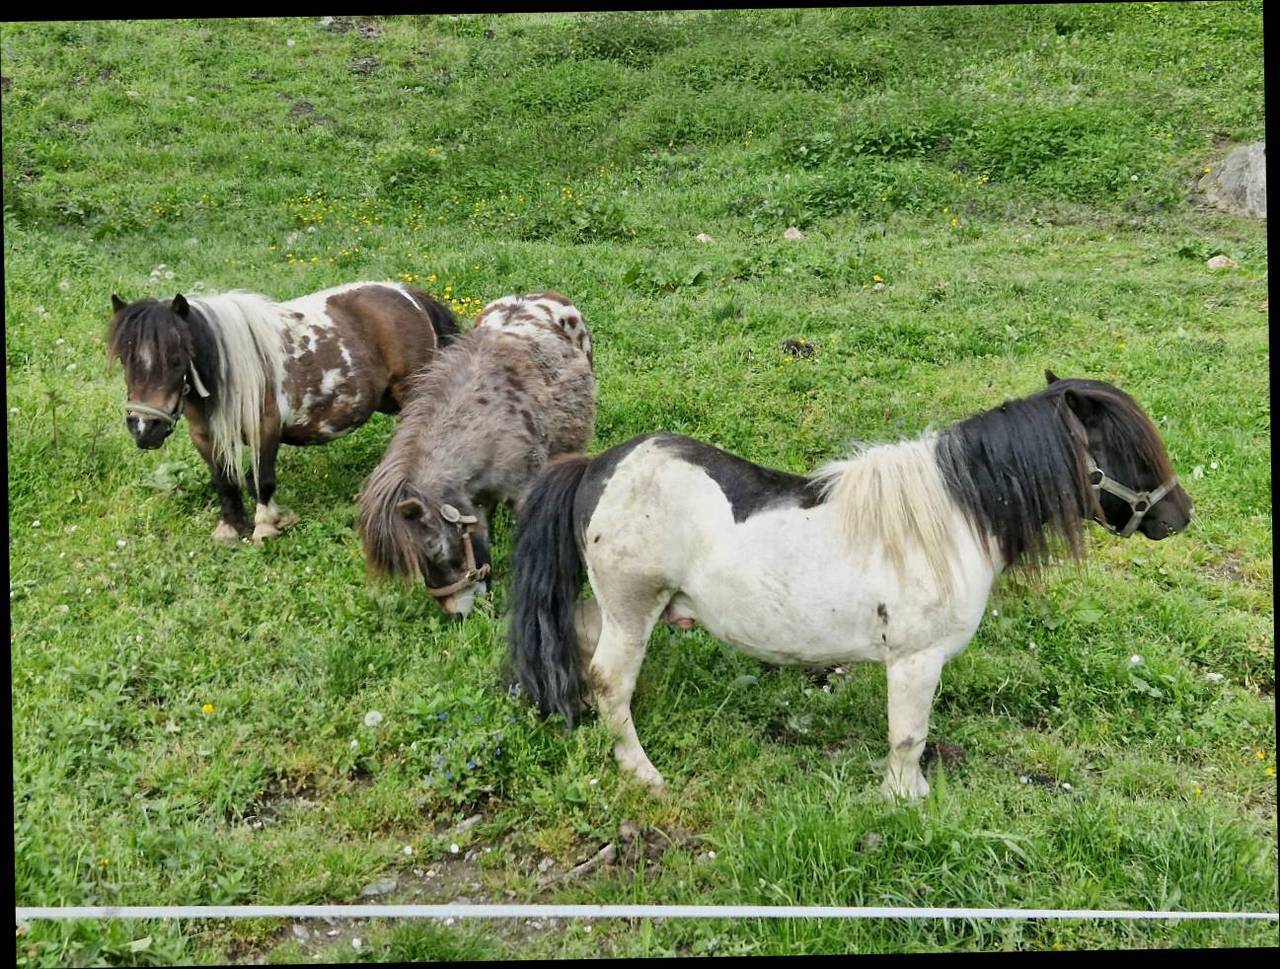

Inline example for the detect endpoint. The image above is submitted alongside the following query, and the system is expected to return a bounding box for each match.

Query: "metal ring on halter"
[1087,457,1179,538]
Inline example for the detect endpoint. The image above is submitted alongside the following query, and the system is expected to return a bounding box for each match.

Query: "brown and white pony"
[357,292,595,617]
[107,281,459,543]
[507,372,1193,800]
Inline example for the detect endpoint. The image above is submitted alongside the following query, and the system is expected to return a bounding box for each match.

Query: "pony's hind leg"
[587,596,668,794]
[574,598,603,709]
[881,648,946,801]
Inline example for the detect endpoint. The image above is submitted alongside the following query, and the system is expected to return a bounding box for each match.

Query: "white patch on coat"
[391,283,426,314]
[320,368,343,395]
[136,343,153,372]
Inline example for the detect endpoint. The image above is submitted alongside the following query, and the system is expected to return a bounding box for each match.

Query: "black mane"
[935,388,1097,574]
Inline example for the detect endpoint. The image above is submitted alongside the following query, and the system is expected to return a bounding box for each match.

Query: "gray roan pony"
[508,372,1192,800]
[107,282,459,544]
[357,292,595,617]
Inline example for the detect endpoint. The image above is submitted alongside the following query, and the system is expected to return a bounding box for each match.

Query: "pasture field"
[4,6,1275,962]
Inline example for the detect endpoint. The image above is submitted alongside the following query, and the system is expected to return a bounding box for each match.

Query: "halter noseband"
[124,363,210,428]
[423,504,491,599]
[1087,457,1179,538]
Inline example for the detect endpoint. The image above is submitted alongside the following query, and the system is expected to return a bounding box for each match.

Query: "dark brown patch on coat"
[664,435,825,523]
[324,285,452,410]
[877,602,889,624]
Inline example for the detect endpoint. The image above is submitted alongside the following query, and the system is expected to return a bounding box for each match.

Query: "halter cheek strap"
[423,508,491,599]
[1087,457,1179,538]
[124,364,209,427]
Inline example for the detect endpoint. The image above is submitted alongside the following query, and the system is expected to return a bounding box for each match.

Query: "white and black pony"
[507,372,1192,799]
[107,281,459,543]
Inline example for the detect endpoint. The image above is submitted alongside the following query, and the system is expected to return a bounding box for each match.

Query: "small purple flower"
[433,755,445,768]
[444,770,453,781]
[466,759,476,770]
[437,712,447,721]
[494,748,503,758]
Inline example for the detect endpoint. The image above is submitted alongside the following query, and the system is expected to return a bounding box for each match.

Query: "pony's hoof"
[627,763,667,796]
[212,523,240,545]
[252,522,281,544]
[880,773,929,803]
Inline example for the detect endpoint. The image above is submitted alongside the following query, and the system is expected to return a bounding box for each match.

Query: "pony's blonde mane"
[813,435,980,596]
[190,292,287,486]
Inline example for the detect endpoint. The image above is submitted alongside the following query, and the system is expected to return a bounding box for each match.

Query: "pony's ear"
[171,294,190,318]
[1062,388,1097,425]
[1044,368,1060,384]
[111,294,127,314]
[396,497,427,520]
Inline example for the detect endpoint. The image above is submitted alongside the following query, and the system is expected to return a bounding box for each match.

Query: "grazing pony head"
[357,467,492,618]
[106,293,215,449]
[1040,370,1193,541]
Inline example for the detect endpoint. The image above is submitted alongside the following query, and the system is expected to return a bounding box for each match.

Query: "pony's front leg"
[881,649,946,801]
[189,426,248,544]
[249,431,298,543]
[587,602,667,794]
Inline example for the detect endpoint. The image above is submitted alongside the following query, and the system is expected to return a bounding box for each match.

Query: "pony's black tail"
[406,286,462,348]
[507,454,592,727]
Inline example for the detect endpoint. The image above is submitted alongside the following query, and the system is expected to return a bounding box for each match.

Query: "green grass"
[5,6,1275,962]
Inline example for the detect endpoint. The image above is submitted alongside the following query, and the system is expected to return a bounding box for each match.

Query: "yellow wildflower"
[201,703,214,715]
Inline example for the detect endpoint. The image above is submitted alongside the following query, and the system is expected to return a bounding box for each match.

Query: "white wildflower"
[363,710,383,728]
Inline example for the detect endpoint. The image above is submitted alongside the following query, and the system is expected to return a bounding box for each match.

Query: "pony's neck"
[934,392,1092,575]
[386,416,471,500]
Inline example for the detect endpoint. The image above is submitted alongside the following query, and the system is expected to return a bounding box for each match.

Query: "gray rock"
[1206,254,1238,271]
[1198,142,1266,219]
[359,876,398,897]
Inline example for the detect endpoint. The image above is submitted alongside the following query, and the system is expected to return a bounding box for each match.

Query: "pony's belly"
[684,587,889,667]
[675,504,990,668]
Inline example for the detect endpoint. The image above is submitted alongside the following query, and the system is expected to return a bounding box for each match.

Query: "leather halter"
[125,363,210,427]
[1087,456,1179,538]
[423,505,491,599]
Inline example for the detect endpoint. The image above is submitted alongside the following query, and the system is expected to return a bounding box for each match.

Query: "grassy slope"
[3,6,1274,963]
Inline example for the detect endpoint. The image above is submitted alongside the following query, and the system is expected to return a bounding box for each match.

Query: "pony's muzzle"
[437,584,477,618]
[126,413,174,449]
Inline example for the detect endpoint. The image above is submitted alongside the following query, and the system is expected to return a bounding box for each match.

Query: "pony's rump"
[403,285,461,348]
[507,454,593,726]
